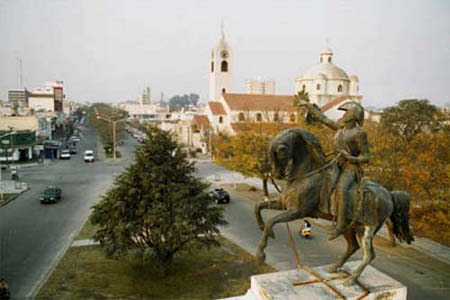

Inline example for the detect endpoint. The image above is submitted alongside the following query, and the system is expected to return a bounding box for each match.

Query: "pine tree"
[91,127,227,273]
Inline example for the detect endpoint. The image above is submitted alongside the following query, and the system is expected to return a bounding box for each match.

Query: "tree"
[88,103,128,154]
[168,93,200,111]
[380,99,441,141]
[91,127,226,273]
[213,122,296,198]
[189,93,200,106]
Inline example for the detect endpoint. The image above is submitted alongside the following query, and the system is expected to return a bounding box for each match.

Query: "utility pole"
[96,114,127,159]
[17,57,23,88]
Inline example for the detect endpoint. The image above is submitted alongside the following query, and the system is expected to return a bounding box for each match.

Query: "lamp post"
[96,114,127,159]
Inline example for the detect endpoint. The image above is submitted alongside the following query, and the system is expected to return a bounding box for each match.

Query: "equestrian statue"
[254,91,414,286]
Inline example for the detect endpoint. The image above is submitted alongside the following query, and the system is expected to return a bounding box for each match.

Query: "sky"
[0,0,449,108]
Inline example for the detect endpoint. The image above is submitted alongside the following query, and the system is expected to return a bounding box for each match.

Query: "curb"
[0,186,30,207]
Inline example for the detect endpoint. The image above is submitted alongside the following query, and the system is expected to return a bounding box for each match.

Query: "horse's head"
[269,131,293,180]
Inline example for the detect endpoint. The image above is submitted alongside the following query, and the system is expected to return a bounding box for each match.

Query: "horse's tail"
[390,191,414,244]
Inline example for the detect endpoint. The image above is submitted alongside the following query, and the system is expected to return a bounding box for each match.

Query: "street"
[0,127,137,298]
[196,161,450,300]
[0,132,448,299]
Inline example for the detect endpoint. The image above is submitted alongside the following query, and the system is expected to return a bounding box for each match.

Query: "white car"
[70,136,81,143]
[60,149,71,159]
[84,150,94,162]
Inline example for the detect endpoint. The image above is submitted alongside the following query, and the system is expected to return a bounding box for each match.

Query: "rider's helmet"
[338,101,365,126]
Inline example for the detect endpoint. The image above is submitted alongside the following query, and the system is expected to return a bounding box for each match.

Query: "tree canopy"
[91,127,226,273]
[168,93,200,111]
[380,99,442,141]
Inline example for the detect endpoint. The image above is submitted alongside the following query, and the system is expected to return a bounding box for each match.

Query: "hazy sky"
[0,0,449,107]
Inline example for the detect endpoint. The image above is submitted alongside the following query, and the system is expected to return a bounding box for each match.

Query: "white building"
[295,48,362,120]
[28,86,55,112]
[209,28,232,101]
[246,78,275,95]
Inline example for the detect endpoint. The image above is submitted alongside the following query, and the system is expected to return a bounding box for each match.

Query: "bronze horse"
[254,128,414,286]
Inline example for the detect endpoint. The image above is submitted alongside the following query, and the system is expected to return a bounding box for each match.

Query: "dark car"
[210,188,230,204]
[40,186,62,204]
[68,146,77,154]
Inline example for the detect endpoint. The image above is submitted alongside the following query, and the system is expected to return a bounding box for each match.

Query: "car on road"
[209,188,230,204]
[68,146,77,154]
[84,150,94,162]
[70,136,81,143]
[40,186,62,204]
[59,149,71,159]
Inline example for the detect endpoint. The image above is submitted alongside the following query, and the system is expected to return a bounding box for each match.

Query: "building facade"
[246,78,275,95]
[8,89,29,108]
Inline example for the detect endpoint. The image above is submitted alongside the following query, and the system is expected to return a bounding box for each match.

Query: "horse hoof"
[326,265,338,274]
[343,277,356,287]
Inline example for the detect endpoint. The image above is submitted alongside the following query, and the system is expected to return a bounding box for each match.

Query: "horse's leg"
[386,219,396,247]
[254,200,283,232]
[256,208,303,265]
[327,228,360,274]
[343,225,376,286]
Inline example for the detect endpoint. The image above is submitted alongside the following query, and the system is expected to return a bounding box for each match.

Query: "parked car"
[60,149,71,159]
[84,150,94,162]
[70,136,81,143]
[210,188,230,204]
[40,186,62,204]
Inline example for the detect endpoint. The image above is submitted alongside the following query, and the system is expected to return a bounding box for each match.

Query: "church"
[204,29,362,135]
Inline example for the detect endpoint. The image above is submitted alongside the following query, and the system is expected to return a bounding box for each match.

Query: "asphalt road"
[195,161,450,300]
[0,126,137,299]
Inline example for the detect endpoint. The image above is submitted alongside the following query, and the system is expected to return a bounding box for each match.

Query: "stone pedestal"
[220,261,407,300]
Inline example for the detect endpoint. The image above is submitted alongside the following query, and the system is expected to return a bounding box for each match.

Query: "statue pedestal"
[221,261,406,300]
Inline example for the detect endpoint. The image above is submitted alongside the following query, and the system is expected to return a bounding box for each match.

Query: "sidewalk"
[197,160,450,266]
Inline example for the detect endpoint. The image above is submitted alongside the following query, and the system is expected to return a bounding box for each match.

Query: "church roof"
[320,96,362,112]
[222,93,297,112]
[193,115,211,129]
[208,102,226,115]
[230,122,297,133]
[303,63,349,80]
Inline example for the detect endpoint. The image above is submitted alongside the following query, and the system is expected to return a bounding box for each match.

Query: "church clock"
[220,50,229,59]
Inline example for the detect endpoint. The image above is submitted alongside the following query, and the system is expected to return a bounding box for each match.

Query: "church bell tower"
[209,25,232,101]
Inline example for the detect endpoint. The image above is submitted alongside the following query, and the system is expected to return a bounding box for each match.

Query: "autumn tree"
[91,127,226,273]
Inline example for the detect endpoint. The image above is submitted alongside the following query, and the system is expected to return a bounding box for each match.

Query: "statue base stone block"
[220,261,406,300]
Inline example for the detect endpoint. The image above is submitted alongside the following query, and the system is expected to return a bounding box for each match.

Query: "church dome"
[302,48,349,81]
[303,63,349,80]
[348,74,359,82]
[314,72,327,79]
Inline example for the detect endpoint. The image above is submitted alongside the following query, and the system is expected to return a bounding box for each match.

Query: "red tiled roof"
[193,115,211,129]
[222,93,297,112]
[320,96,362,112]
[230,122,297,133]
[208,102,226,115]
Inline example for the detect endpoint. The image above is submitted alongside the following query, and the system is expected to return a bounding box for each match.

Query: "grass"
[36,237,275,299]
[0,193,17,202]
[105,151,122,159]
[75,215,99,241]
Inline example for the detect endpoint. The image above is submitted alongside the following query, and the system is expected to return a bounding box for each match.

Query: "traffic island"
[36,237,276,299]
[0,181,29,207]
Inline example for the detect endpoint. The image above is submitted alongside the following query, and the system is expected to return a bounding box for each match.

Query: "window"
[222,88,226,93]
[221,60,228,72]
[274,113,279,122]
[316,84,321,90]
[219,116,223,124]
[238,112,245,121]
[320,57,323,63]
[328,57,332,63]
[211,61,214,72]
[338,84,343,92]
[256,113,262,122]
[290,114,296,122]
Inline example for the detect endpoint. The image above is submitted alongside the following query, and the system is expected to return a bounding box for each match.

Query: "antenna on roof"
[325,37,330,49]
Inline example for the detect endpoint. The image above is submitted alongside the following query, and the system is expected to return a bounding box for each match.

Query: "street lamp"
[96,114,127,159]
